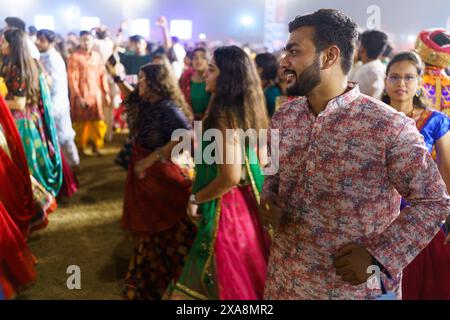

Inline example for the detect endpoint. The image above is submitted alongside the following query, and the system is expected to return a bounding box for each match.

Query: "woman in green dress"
[169,45,270,300]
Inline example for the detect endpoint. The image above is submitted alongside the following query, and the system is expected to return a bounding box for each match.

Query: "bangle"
[189,194,199,205]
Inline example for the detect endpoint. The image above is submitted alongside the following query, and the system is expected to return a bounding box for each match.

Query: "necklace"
[406,107,415,118]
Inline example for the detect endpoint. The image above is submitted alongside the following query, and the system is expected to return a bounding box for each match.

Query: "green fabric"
[190,81,211,115]
[15,74,62,196]
[173,142,264,299]
[118,52,152,76]
[264,84,282,117]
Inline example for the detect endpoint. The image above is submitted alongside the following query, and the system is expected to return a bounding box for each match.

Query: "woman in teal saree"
[1,28,62,199]
[169,46,271,300]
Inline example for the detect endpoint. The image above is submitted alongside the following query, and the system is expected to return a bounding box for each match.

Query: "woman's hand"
[444,232,450,245]
[187,202,201,221]
[134,153,158,179]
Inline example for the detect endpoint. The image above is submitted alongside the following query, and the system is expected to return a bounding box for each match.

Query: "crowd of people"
[0,8,450,300]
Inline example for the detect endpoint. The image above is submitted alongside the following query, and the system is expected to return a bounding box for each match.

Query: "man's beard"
[286,54,321,96]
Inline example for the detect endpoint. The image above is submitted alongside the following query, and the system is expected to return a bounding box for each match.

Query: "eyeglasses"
[386,75,418,84]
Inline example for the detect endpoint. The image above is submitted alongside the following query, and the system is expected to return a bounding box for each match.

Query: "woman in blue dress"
[383,51,450,299]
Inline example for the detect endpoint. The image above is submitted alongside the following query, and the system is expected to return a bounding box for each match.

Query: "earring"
[416,89,421,97]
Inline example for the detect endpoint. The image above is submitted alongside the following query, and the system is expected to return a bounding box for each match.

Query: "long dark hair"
[140,63,193,121]
[205,45,269,132]
[382,51,428,109]
[3,28,40,103]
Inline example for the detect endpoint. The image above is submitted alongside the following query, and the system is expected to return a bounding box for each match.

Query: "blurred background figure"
[352,30,389,99]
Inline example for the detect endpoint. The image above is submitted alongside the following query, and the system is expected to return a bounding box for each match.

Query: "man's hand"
[258,194,286,229]
[333,243,374,286]
[156,16,168,29]
[76,96,87,109]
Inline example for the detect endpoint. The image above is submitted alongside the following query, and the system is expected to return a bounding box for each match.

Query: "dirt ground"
[18,133,133,300]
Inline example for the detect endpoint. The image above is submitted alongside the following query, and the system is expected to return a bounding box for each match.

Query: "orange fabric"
[67,49,110,122]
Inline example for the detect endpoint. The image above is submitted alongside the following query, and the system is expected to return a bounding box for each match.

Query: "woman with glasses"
[383,51,450,300]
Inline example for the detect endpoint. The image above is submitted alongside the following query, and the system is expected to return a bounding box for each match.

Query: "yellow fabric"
[0,77,8,97]
[73,120,107,149]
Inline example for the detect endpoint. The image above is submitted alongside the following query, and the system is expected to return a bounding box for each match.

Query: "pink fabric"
[215,185,270,300]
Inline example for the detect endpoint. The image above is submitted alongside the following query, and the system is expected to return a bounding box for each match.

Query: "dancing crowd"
[1,8,450,300]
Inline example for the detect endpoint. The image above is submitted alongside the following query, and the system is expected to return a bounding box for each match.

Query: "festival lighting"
[63,5,81,30]
[34,15,55,30]
[170,20,193,40]
[129,19,150,38]
[80,16,101,30]
[240,15,254,27]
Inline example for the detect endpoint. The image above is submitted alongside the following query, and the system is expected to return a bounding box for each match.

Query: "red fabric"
[0,202,36,299]
[419,29,450,54]
[179,68,195,113]
[57,152,78,199]
[0,95,35,238]
[402,229,450,300]
[122,143,192,234]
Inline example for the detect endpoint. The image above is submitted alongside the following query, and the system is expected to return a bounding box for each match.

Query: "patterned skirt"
[123,216,196,300]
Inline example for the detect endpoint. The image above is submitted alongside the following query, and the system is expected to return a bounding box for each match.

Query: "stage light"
[35,15,55,30]
[129,19,150,38]
[198,33,207,40]
[407,34,416,42]
[170,20,193,40]
[64,5,81,30]
[80,16,101,31]
[240,15,254,27]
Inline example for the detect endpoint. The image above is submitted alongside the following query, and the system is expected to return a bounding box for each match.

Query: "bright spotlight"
[241,16,254,26]
[35,15,55,30]
[170,20,193,40]
[198,33,206,40]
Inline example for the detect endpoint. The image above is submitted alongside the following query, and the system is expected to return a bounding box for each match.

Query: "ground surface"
[19,133,132,300]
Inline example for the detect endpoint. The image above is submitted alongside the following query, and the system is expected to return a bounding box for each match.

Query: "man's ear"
[321,46,340,70]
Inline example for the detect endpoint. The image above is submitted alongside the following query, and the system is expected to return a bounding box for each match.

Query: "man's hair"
[255,52,279,81]
[79,30,92,38]
[129,35,145,43]
[5,17,26,32]
[288,9,358,75]
[360,30,388,60]
[28,26,37,35]
[37,29,56,43]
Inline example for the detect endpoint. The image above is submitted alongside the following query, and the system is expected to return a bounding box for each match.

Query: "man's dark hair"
[288,9,358,75]
[360,30,388,60]
[129,35,145,43]
[37,29,56,43]
[255,52,279,81]
[5,17,26,32]
[79,30,92,37]
[28,26,37,36]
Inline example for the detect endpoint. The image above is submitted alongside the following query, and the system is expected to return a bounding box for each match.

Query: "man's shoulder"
[352,94,413,130]
[271,97,308,126]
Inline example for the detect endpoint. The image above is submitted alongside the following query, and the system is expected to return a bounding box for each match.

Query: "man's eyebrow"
[285,43,299,51]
